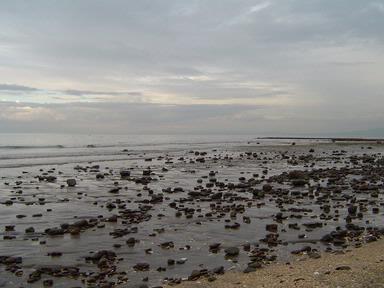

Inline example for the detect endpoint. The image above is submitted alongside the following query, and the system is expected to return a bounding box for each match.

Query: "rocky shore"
[175,236,384,288]
[1,141,384,287]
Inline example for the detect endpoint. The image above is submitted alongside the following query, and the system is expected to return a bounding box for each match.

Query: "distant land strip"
[258,137,384,142]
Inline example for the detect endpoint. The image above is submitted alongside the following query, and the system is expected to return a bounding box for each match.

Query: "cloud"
[0,84,38,92]
[226,1,271,26]
[0,104,65,121]
[1,99,383,136]
[249,2,271,13]
[0,1,383,134]
[63,89,143,97]
[370,2,384,13]
[0,84,145,103]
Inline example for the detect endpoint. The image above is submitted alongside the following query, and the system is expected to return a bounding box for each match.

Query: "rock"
[109,187,121,194]
[27,271,41,283]
[0,256,22,265]
[243,243,251,251]
[45,227,65,236]
[224,247,239,257]
[189,270,206,281]
[176,258,187,264]
[66,179,77,187]
[43,279,54,287]
[47,251,62,257]
[126,237,137,246]
[308,252,321,259]
[69,226,81,235]
[5,225,15,232]
[348,205,357,215]
[120,170,131,178]
[106,202,116,209]
[212,192,223,200]
[167,259,175,265]
[288,170,307,179]
[160,241,174,249]
[275,212,286,221]
[243,266,256,273]
[291,179,308,186]
[212,266,225,274]
[366,235,378,243]
[262,184,272,192]
[320,233,333,243]
[133,263,150,271]
[72,219,89,229]
[96,173,105,179]
[248,261,262,269]
[266,224,278,233]
[86,250,116,263]
[303,222,323,229]
[291,246,312,255]
[143,170,151,176]
[335,265,351,271]
[243,261,263,274]
[38,176,57,183]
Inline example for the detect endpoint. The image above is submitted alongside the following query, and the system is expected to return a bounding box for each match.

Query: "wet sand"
[1,140,384,287]
[175,236,384,288]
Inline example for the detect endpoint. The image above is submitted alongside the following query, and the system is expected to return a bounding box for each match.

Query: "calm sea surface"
[0,134,266,169]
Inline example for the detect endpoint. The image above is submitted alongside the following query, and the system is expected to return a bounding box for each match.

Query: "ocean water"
[0,133,261,169]
[0,133,330,170]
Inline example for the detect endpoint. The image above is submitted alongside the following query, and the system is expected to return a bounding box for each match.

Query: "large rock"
[120,170,131,178]
[224,247,239,257]
[66,179,77,187]
[133,262,150,271]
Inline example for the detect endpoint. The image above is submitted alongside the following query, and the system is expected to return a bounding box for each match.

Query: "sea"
[0,133,293,169]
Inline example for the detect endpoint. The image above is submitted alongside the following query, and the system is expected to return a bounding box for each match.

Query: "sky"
[0,0,384,135]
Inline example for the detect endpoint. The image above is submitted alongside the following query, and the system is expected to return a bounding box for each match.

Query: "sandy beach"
[175,235,384,288]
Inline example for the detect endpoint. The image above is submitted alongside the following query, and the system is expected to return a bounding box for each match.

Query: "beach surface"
[1,134,384,287]
[175,236,384,288]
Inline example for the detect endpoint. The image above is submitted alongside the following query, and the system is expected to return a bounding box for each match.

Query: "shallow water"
[0,134,383,287]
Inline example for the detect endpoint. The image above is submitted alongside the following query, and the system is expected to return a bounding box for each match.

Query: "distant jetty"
[259,136,384,143]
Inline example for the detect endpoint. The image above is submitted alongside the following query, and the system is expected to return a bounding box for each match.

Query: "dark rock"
[133,263,150,271]
[66,179,77,187]
[335,265,351,271]
[266,224,278,233]
[43,279,54,287]
[212,266,225,274]
[45,228,65,236]
[224,247,239,257]
[120,170,131,178]
[86,250,116,263]
[209,243,221,251]
[262,184,272,192]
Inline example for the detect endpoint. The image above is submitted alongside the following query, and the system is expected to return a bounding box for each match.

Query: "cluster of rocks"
[2,144,384,287]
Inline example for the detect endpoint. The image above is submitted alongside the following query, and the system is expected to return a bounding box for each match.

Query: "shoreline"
[173,237,384,288]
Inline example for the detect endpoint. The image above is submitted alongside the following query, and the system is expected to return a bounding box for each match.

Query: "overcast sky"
[0,0,383,135]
